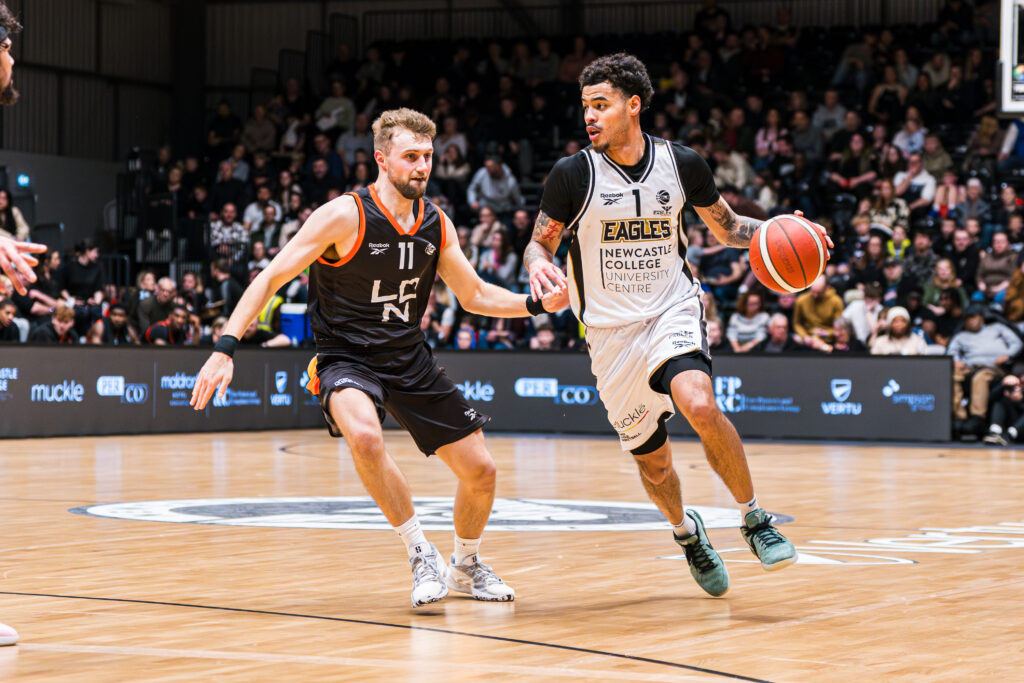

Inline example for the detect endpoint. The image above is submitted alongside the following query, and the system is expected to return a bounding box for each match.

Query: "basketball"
[747,214,827,293]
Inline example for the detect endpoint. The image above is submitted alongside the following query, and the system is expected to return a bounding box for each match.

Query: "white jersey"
[566,134,700,328]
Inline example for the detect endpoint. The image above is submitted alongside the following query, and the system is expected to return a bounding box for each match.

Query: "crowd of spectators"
[5,0,1024,442]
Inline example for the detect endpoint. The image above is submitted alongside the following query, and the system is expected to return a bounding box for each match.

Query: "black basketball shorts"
[312,342,490,456]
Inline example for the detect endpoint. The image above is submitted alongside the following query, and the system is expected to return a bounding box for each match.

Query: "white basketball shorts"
[585,295,708,451]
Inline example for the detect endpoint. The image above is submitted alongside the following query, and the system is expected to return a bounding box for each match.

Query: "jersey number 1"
[399,242,414,270]
[632,189,641,217]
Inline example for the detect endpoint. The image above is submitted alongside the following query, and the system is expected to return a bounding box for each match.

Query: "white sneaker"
[446,554,515,602]
[0,621,18,646]
[409,543,448,607]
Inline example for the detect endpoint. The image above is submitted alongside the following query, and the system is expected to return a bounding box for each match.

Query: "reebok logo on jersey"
[601,219,672,243]
[369,243,390,255]
[601,192,623,205]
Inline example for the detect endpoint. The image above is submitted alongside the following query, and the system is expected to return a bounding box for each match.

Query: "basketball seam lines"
[758,222,800,293]
[778,224,808,288]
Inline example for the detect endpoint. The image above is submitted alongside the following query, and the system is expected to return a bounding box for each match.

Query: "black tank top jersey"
[309,186,446,351]
[100,317,131,345]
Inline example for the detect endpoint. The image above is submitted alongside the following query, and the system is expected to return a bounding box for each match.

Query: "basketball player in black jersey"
[87,303,139,345]
[0,2,31,647]
[191,108,568,607]
[526,54,832,597]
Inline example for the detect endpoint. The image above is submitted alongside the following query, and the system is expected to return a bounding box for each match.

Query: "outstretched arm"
[696,199,833,251]
[523,210,567,299]
[437,212,567,317]
[191,196,359,409]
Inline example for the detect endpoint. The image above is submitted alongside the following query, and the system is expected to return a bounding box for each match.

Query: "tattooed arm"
[524,209,568,299]
[694,197,763,248]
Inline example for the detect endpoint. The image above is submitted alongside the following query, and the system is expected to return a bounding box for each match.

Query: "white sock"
[395,515,429,558]
[1010,426,1019,440]
[739,496,758,522]
[990,424,1003,435]
[672,512,698,538]
[453,535,481,566]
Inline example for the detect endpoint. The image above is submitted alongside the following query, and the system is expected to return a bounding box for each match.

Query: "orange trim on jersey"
[430,201,447,251]
[316,192,365,267]
[369,184,424,236]
[304,356,320,396]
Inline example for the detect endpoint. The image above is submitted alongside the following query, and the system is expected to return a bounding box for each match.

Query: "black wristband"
[526,296,546,316]
[213,334,239,357]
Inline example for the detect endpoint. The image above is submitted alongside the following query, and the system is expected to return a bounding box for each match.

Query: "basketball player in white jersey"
[0,3,34,646]
[526,53,832,597]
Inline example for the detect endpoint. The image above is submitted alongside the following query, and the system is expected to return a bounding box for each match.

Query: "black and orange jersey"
[145,318,185,345]
[308,186,447,351]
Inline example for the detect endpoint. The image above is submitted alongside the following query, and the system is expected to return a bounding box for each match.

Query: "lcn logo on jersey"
[601,219,672,243]
[371,278,420,322]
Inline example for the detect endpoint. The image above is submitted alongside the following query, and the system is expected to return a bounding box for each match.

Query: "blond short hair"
[372,108,436,153]
[54,303,75,323]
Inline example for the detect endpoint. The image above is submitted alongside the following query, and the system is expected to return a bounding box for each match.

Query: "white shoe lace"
[411,552,443,585]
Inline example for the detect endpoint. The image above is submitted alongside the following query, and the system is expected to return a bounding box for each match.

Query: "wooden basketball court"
[0,430,1020,681]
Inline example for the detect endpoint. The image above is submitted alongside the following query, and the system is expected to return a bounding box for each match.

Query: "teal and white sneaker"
[409,543,448,607]
[741,508,798,571]
[674,510,729,597]
[447,555,515,602]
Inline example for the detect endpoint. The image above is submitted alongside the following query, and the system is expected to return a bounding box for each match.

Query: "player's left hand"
[0,237,47,295]
[793,210,834,256]
[190,352,234,410]
[541,285,569,313]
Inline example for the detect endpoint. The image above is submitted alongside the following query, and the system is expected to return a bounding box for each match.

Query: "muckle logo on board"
[69,497,793,533]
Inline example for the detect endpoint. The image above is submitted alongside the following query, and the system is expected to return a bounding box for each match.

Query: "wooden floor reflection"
[0,430,1021,681]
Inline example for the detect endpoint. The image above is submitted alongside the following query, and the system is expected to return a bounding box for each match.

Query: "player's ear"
[629,94,642,117]
[374,149,386,169]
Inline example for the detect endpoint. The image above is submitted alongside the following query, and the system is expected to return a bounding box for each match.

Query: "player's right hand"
[190,352,234,410]
[0,237,47,295]
[528,261,567,301]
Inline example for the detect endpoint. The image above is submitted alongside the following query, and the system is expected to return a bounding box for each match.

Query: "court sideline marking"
[0,591,772,683]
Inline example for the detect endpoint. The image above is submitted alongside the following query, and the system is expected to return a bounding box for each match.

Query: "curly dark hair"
[0,3,22,40]
[579,53,655,112]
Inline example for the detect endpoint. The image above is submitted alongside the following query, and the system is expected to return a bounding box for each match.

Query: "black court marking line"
[0,591,773,682]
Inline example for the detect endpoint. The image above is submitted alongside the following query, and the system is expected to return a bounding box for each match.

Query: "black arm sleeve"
[672,143,720,208]
[538,152,591,225]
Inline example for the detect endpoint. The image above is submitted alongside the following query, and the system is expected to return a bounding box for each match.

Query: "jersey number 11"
[399,242,414,270]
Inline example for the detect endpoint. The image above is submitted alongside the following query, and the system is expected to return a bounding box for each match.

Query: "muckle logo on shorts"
[613,403,650,441]
[69,497,793,532]
[514,377,599,406]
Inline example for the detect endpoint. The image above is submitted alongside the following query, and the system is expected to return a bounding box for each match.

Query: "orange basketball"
[747,214,827,293]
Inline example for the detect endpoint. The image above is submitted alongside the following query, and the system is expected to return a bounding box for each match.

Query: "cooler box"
[280,303,310,345]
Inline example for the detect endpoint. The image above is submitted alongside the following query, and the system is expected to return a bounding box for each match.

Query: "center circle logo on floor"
[69,497,793,532]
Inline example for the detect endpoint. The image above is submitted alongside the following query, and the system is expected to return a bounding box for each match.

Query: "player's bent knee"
[343,426,386,458]
[463,455,497,491]
[678,392,719,427]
